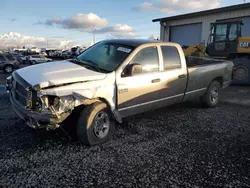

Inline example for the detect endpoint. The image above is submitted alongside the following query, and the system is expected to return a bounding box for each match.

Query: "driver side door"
[116,45,163,118]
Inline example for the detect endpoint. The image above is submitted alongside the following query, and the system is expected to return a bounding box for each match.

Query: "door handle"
[178,74,186,78]
[151,78,161,83]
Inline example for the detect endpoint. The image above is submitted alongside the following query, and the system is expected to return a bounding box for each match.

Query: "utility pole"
[92,27,96,44]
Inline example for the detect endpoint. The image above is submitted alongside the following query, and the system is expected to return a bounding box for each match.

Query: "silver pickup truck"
[6,39,234,145]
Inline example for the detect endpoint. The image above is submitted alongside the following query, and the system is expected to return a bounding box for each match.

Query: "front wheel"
[76,102,115,146]
[200,80,221,108]
[30,60,36,65]
[3,65,14,73]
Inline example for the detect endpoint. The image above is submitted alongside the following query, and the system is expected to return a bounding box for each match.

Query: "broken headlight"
[40,95,75,114]
[53,95,75,113]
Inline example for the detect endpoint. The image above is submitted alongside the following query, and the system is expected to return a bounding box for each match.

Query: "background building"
[152,3,250,46]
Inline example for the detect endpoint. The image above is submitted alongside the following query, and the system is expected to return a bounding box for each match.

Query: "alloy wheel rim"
[5,66,12,73]
[93,111,110,139]
[210,87,218,102]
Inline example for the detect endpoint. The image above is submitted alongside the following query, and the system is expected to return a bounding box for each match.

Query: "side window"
[215,24,227,41]
[6,55,15,61]
[229,23,238,41]
[0,55,6,61]
[161,46,181,70]
[130,46,159,74]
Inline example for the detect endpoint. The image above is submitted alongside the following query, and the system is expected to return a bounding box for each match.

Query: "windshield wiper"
[80,59,108,73]
[80,59,98,66]
[70,58,108,73]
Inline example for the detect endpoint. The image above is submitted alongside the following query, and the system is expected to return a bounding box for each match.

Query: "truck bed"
[183,56,234,102]
[186,56,227,67]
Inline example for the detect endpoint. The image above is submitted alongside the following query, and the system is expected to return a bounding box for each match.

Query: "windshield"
[76,41,134,72]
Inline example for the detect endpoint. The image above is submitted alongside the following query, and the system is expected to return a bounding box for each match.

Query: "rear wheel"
[30,60,36,65]
[3,65,14,73]
[76,102,115,146]
[231,57,250,85]
[200,80,221,108]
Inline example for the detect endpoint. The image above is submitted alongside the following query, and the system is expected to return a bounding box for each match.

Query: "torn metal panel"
[19,72,118,129]
[39,72,116,111]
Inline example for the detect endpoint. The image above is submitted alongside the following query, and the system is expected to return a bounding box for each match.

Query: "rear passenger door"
[154,45,187,109]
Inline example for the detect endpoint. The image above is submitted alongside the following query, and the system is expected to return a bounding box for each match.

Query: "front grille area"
[11,73,37,109]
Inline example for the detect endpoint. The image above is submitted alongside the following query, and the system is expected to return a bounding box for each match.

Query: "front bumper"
[9,92,55,129]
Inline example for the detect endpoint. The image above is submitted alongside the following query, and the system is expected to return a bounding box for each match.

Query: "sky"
[0,0,245,49]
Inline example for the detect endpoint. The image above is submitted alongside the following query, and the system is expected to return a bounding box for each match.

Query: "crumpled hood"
[15,60,107,88]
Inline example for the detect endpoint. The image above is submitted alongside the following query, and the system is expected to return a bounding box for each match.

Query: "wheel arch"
[71,97,122,124]
[211,77,223,87]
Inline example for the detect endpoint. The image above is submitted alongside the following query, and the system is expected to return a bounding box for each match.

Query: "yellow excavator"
[183,18,250,85]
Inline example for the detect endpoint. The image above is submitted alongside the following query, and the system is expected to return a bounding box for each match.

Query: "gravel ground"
[0,94,250,188]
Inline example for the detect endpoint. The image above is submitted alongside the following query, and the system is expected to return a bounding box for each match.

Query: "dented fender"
[36,72,122,123]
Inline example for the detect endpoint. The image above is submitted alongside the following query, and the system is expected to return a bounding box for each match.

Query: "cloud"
[0,32,86,49]
[134,0,221,13]
[36,14,135,36]
[148,34,155,40]
[148,34,160,40]
[37,13,108,31]
[95,24,134,34]
[108,32,137,39]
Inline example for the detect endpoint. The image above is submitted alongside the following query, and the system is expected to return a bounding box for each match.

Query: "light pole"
[92,28,96,44]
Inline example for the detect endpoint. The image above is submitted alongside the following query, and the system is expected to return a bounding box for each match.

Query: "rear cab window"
[161,46,182,70]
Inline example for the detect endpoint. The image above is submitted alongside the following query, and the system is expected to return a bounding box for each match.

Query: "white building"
[152,3,250,46]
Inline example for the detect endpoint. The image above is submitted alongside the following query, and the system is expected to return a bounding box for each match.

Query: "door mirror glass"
[130,63,142,76]
[122,63,142,77]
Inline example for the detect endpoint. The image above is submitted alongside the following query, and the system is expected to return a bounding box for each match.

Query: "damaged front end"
[8,75,89,130]
[8,71,119,131]
[36,92,86,130]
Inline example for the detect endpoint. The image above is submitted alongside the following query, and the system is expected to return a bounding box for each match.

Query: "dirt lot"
[0,92,250,187]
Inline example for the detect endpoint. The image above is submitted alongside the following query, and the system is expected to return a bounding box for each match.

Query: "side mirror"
[131,64,142,75]
[123,63,142,77]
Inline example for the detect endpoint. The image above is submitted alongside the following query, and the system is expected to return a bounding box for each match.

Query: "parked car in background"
[28,55,52,65]
[40,52,47,57]
[17,55,29,64]
[6,39,234,146]
[61,50,71,59]
[0,53,20,73]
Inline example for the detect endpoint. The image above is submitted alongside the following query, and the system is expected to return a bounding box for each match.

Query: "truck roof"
[102,39,162,47]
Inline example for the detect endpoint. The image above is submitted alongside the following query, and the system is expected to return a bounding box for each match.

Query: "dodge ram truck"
[6,39,234,146]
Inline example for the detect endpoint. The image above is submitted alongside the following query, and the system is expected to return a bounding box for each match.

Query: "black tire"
[30,60,36,65]
[3,65,14,73]
[231,57,250,86]
[76,102,115,146]
[200,80,221,108]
